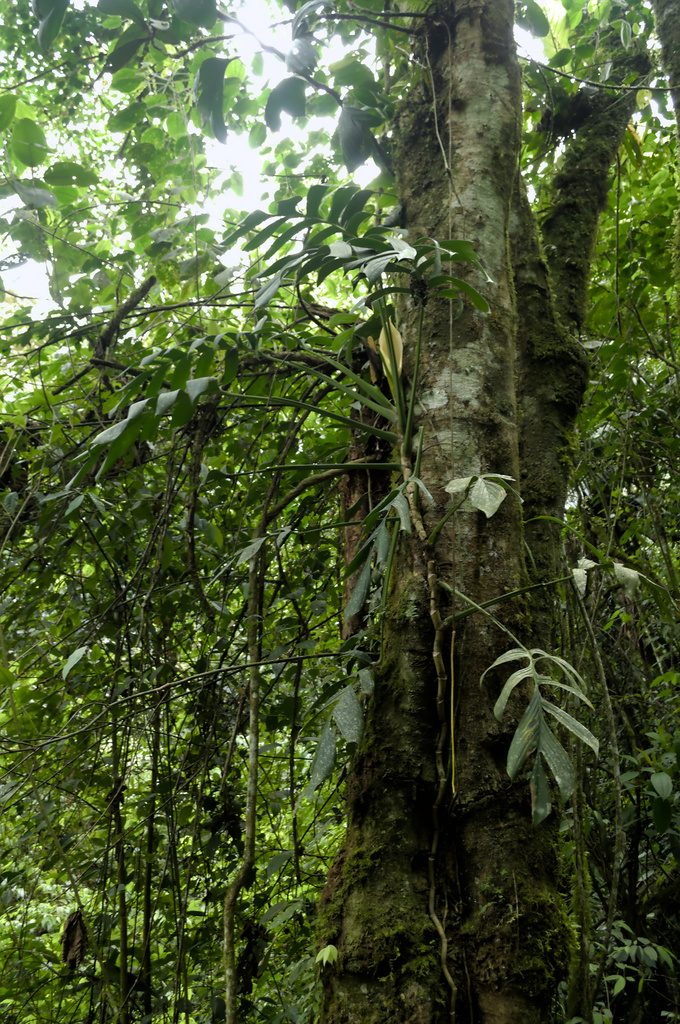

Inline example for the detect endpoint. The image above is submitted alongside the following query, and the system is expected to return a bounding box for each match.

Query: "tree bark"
[540,48,651,333]
[319,3,575,1022]
[654,0,680,299]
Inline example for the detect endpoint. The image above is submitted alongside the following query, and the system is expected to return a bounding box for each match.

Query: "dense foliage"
[0,0,679,1022]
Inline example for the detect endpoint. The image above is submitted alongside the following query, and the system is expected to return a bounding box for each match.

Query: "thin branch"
[520,56,673,91]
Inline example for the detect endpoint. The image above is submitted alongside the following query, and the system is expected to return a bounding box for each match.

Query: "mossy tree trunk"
[318,3,637,1022]
[653,0,680,302]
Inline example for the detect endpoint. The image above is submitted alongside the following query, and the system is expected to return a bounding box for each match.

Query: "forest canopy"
[1,0,680,1023]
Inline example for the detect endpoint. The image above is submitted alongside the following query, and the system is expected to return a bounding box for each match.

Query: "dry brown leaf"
[60,909,87,970]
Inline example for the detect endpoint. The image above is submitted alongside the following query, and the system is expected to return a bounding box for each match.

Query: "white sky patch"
[514,25,548,63]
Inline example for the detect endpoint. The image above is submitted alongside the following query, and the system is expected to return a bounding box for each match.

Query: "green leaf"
[44,161,99,186]
[193,57,229,143]
[443,278,489,311]
[613,562,639,598]
[64,494,85,516]
[13,181,57,208]
[155,390,180,417]
[98,0,145,23]
[337,105,373,172]
[315,944,338,966]
[358,668,374,694]
[516,0,551,37]
[507,687,541,780]
[439,239,483,262]
[292,0,328,38]
[91,418,134,447]
[105,35,147,74]
[0,94,17,132]
[253,272,285,309]
[362,251,401,283]
[185,376,217,403]
[265,77,307,131]
[222,347,239,386]
[539,723,575,801]
[309,721,336,790]
[333,685,363,744]
[3,491,19,515]
[92,400,147,446]
[0,666,16,689]
[290,359,396,422]
[619,18,632,49]
[62,646,88,680]
[331,59,375,88]
[306,182,332,217]
[541,700,599,755]
[493,665,534,721]
[392,491,411,533]
[169,0,216,27]
[243,216,288,252]
[249,122,267,148]
[236,536,266,567]
[612,976,626,996]
[266,850,293,876]
[651,772,673,800]
[10,118,50,167]
[95,415,145,477]
[652,796,673,835]
[343,556,372,621]
[469,477,507,518]
[107,100,145,133]
[35,0,69,50]
[538,677,594,709]
[548,48,572,69]
[286,38,318,74]
[530,755,552,825]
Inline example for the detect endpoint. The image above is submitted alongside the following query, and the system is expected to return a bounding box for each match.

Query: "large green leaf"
[506,687,541,780]
[292,0,329,38]
[98,0,145,24]
[651,772,673,800]
[104,33,147,74]
[516,0,551,37]
[62,646,88,680]
[0,94,16,132]
[333,685,363,744]
[538,721,575,802]
[265,77,307,131]
[13,181,58,208]
[193,56,229,143]
[309,721,337,790]
[337,105,373,171]
[34,0,70,49]
[343,556,372,621]
[541,699,599,755]
[10,118,50,167]
[285,38,318,74]
[493,665,534,721]
[169,0,216,26]
[43,161,99,186]
[652,796,673,835]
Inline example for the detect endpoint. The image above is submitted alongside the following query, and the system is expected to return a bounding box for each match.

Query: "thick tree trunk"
[318,3,574,1023]
[653,0,680,299]
[539,49,650,333]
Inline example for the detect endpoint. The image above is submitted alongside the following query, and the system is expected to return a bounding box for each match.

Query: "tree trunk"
[318,3,575,1022]
[654,0,680,303]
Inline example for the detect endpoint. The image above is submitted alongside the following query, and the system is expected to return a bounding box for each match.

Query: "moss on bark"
[540,48,651,332]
